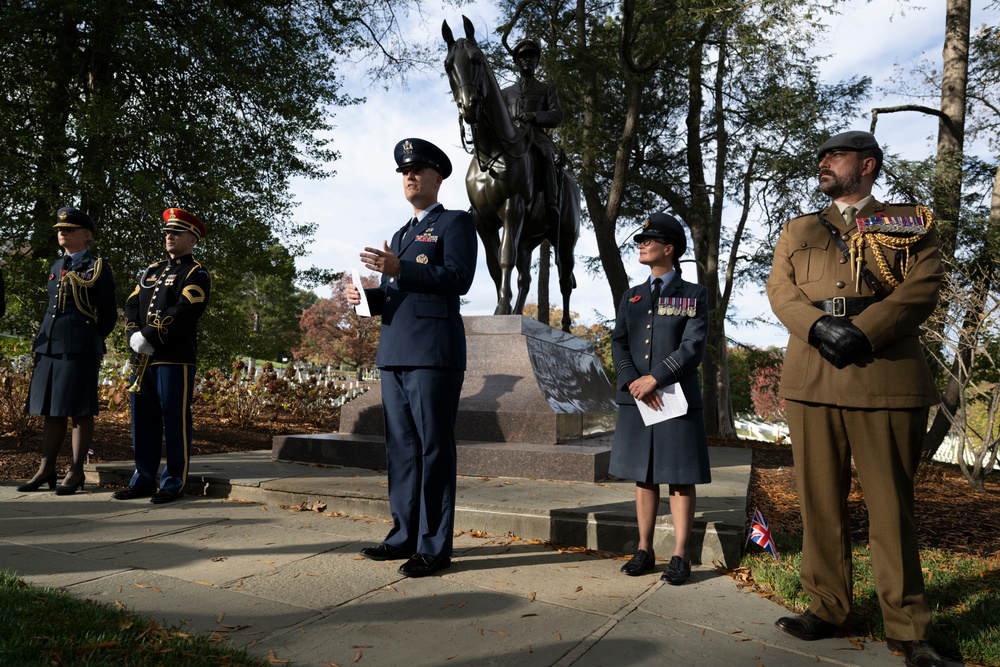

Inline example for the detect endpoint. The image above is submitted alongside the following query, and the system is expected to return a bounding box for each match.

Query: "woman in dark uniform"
[610,212,710,585]
[19,207,117,495]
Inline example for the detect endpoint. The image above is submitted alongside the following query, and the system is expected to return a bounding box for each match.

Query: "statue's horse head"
[442,16,492,127]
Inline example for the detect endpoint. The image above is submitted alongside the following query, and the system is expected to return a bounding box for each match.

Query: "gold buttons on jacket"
[801,242,808,248]
[836,281,845,289]
[644,339,650,345]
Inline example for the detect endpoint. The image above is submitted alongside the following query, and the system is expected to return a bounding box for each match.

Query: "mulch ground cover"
[2,411,997,559]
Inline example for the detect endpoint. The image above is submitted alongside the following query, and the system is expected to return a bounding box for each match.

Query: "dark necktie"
[651,277,662,303]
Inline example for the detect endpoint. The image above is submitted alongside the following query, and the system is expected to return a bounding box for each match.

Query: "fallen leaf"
[353,651,362,662]
[216,611,225,623]
[132,583,162,593]
[268,648,290,664]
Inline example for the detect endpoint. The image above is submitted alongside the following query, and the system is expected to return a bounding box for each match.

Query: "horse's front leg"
[512,235,533,318]
[495,198,524,315]
[473,210,503,302]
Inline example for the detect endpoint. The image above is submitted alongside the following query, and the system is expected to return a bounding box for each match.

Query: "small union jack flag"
[748,508,779,561]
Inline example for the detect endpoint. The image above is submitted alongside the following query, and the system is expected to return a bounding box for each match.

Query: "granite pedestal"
[273,315,617,481]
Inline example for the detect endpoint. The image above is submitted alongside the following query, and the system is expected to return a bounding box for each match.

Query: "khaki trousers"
[785,400,931,640]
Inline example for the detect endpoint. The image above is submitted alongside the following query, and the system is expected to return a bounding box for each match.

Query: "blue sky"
[289,0,998,348]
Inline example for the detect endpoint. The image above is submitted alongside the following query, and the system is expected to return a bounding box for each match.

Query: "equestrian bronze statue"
[442,17,581,332]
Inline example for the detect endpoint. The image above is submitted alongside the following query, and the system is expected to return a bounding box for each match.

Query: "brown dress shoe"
[886,639,946,667]
[775,610,842,641]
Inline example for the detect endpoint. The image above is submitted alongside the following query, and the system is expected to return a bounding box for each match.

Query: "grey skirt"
[609,405,711,485]
[27,353,102,417]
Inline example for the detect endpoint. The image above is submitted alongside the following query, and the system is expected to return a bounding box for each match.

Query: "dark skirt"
[609,405,711,485]
[27,353,102,417]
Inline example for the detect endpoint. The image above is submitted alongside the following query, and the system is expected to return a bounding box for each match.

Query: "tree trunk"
[923,0,972,459]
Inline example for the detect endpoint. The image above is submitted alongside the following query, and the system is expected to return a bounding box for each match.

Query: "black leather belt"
[812,296,881,317]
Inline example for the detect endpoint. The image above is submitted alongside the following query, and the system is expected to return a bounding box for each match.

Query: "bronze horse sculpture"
[442,17,581,332]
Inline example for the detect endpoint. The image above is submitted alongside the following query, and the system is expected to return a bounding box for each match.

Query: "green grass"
[742,535,1000,666]
[0,571,267,666]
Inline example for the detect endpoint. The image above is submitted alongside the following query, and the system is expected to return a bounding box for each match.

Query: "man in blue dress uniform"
[114,208,211,504]
[346,138,478,577]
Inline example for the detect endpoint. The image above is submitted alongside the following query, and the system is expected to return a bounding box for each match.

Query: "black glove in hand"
[809,316,871,367]
[816,342,850,369]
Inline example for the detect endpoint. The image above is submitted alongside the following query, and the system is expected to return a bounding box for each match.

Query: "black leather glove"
[809,316,871,368]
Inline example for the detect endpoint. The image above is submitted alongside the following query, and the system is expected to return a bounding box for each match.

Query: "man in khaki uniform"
[766,131,945,667]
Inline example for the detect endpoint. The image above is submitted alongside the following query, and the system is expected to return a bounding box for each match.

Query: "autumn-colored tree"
[750,351,785,422]
[295,273,380,367]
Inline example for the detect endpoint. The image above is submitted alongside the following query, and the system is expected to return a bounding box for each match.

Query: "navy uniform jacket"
[364,205,477,370]
[32,250,117,355]
[125,254,211,365]
[611,272,708,409]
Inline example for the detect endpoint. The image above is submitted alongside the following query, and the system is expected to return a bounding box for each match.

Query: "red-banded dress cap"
[162,208,207,239]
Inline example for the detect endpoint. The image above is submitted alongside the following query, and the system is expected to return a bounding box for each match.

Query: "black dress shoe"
[55,474,86,496]
[111,485,155,500]
[398,553,451,578]
[150,489,183,504]
[360,543,414,561]
[887,639,946,667]
[660,555,691,585]
[775,610,842,641]
[620,549,655,576]
[17,471,57,492]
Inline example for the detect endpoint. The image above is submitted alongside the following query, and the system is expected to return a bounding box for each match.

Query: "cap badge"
[403,140,414,154]
[59,210,69,221]
[642,219,650,230]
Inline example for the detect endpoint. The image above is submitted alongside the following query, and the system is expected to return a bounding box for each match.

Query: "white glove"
[129,332,155,355]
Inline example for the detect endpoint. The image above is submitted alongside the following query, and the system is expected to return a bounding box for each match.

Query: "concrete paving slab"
[446,542,655,616]
[65,569,320,651]
[273,575,608,667]
[223,549,405,611]
[0,542,132,588]
[80,514,348,585]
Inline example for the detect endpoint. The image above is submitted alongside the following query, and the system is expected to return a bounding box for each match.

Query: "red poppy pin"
[630,295,641,303]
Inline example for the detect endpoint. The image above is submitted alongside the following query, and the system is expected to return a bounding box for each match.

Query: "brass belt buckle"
[832,296,847,317]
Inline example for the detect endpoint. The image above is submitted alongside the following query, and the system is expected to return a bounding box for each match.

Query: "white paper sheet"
[635,383,689,426]
[351,269,371,317]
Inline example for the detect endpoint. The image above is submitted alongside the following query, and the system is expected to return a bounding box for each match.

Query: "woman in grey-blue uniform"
[19,207,117,495]
[610,212,710,584]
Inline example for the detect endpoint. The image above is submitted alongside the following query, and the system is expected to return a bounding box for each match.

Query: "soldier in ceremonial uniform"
[20,207,117,495]
[610,212,710,585]
[501,39,564,224]
[346,138,477,577]
[114,208,210,504]
[766,131,945,667]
